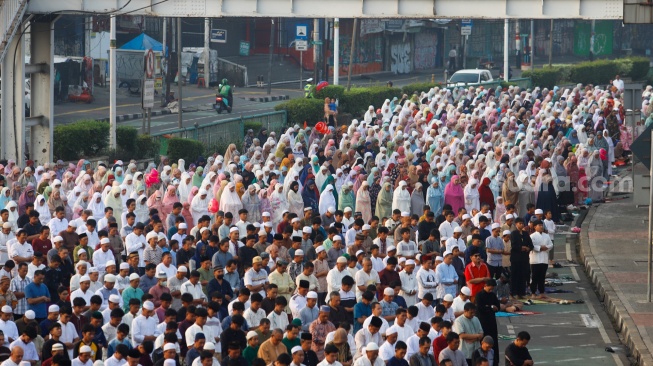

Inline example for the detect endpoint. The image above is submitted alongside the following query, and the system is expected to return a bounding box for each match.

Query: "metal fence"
[150,110,287,155]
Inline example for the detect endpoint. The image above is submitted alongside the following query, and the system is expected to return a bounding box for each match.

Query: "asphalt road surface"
[494,226,631,365]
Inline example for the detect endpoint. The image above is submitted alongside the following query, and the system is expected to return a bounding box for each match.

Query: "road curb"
[579,205,653,366]
[241,95,290,103]
[98,109,171,123]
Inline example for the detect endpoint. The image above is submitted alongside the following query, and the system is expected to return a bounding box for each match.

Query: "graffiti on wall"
[413,32,437,70]
[338,35,383,65]
[391,42,411,74]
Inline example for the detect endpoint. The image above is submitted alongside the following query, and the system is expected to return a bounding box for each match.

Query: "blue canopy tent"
[120,33,163,52]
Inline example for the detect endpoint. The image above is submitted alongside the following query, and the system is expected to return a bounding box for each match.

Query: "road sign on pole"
[144,49,155,79]
[211,29,227,43]
[631,125,653,170]
[461,19,473,36]
[142,79,155,109]
[295,40,308,51]
[296,24,308,40]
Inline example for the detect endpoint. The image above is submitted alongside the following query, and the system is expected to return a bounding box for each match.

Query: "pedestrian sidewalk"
[580,198,653,366]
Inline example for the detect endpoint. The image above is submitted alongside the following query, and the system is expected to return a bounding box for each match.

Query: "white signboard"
[142,79,155,109]
[295,40,308,51]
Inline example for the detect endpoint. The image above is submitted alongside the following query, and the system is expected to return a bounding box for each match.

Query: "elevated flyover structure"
[0,0,624,165]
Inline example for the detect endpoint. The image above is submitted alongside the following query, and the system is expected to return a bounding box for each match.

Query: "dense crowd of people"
[0,79,635,366]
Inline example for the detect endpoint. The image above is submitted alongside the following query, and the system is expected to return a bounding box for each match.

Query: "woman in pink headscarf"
[259,188,272,216]
[187,186,199,205]
[160,185,180,221]
[444,175,465,214]
[146,189,163,215]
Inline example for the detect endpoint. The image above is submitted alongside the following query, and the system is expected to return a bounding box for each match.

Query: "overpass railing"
[149,110,287,154]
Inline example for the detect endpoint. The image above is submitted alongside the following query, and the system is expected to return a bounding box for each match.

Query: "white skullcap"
[461,287,472,296]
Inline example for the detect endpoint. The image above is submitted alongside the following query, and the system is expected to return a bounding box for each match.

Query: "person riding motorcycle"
[218,78,233,111]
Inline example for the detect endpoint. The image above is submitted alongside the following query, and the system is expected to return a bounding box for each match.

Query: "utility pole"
[346,18,357,91]
[313,18,320,82]
[204,18,210,87]
[549,19,553,67]
[267,19,275,95]
[177,17,183,128]
[503,19,509,81]
[333,18,339,85]
[109,15,116,149]
[161,17,167,106]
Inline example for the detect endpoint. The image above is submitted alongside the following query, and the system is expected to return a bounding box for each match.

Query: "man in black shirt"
[221,315,247,359]
[23,210,43,243]
[417,212,438,243]
[17,203,34,229]
[176,238,195,270]
[504,331,533,366]
[299,333,319,366]
[510,218,533,299]
[476,280,500,366]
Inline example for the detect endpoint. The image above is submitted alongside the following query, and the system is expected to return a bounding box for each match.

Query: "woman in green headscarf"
[338,183,355,212]
[192,166,204,188]
[375,182,393,219]
[311,156,320,175]
[42,186,53,202]
[321,175,338,204]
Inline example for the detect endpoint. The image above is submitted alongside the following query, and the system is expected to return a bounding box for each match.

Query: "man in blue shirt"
[353,290,374,334]
[24,269,50,322]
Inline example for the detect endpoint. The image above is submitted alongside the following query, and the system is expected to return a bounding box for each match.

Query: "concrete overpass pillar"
[1,24,26,165]
[29,19,54,164]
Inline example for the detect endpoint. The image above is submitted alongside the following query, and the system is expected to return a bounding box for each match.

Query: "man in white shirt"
[354,316,382,360]
[180,270,208,307]
[243,293,266,331]
[235,209,252,239]
[185,307,216,347]
[530,220,553,298]
[613,74,625,92]
[8,230,34,266]
[72,345,94,366]
[451,287,471,317]
[378,327,398,362]
[104,342,129,366]
[396,228,417,260]
[70,275,93,307]
[415,294,435,324]
[93,238,115,276]
[0,305,19,346]
[438,211,459,239]
[405,322,432,359]
[344,219,363,247]
[125,223,146,270]
[47,207,68,240]
[326,257,349,303]
[317,344,344,366]
[244,256,269,297]
[354,258,380,301]
[0,223,16,264]
[354,342,384,366]
[435,251,458,301]
[416,258,437,301]
[27,253,46,279]
[131,300,161,346]
[289,280,309,319]
[398,259,417,307]
[155,254,177,280]
[445,227,466,259]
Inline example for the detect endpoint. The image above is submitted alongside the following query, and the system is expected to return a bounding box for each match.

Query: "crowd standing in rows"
[0,80,634,366]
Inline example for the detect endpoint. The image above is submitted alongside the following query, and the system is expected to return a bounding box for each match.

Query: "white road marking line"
[525,324,546,328]
[552,346,573,349]
[541,335,558,338]
[581,314,599,328]
[566,238,624,366]
[578,344,596,347]
[590,356,607,359]
[554,358,583,362]
[567,333,586,336]
[551,322,571,325]
[506,324,515,335]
